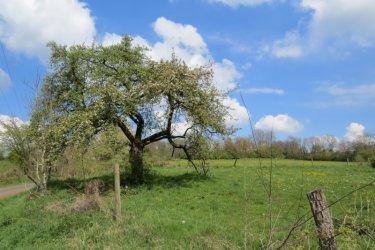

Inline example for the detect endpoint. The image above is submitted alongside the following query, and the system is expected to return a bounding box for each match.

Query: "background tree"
[223,138,240,166]
[0,120,50,190]
[40,36,231,183]
[252,129,274,158]
[283,136,303,159]
[0,146,4,160]
[234,137,252,158]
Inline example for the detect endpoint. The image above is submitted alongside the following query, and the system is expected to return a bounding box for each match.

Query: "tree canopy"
[38,36,232,182]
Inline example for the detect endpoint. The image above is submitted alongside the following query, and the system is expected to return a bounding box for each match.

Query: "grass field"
[0,159,374,249]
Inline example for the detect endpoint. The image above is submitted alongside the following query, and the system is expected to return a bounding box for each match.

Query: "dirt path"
[0,183,35,200]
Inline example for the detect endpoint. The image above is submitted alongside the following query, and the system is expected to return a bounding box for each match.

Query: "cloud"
[271,31,303,58]
[0,0,96,61]
[212,59,240,91]
[300,0,375,48]
[255,114,303,133]
[318,84,375,96]
[241,63,252,70]
[0,68,11,91]
[153,17,207,53]
[272,45,302,58]
[148,17,209,68]
[316,83,375,107]
[102,33,123,47]
[240,87,284,95]
[207,0,273,8]
[345,122,365,142]
[222,97,249,127]
[268,0,375,58]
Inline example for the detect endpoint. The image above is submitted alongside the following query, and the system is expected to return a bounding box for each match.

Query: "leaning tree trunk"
[129,142,144,184]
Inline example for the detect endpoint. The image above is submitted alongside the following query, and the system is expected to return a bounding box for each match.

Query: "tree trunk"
[129,142,144,183]
[307,189,337,250]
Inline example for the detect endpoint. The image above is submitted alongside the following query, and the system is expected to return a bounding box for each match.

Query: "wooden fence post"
[307,189,337,250]
[114,163,121,222]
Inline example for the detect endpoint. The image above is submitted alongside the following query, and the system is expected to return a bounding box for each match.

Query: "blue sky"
[0,0,374,141]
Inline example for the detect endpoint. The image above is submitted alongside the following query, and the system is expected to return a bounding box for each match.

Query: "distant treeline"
[148,130,375,163]
[1,129,374,165]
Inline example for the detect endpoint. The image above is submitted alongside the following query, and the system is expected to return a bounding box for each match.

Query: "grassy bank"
[0,159,374,249]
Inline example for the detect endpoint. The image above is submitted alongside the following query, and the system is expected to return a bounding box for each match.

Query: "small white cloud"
[102,33,123,47]
[207,0,273,8]
[0,0,96,61]
[345,122,365,142]
[272,45,302,58]
[255,114,303,133]
[132,35,151,48]
[0,68,11,91]
[153,17,207,55]
[272,31,303,58]
[318,84,375,96]
[241,63,252,70]
[241,87,284,95]
[315,83,375,107]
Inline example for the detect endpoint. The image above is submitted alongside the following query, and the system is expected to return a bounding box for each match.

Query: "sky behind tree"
[0,0,374,141]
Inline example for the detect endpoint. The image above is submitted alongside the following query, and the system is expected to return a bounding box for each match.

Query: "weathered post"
[114,163,121,222]
[307,189,337,250]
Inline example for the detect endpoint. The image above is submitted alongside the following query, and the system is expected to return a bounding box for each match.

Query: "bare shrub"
[71,195,101,212]
[84,179,104,197]
[70,179,106,212]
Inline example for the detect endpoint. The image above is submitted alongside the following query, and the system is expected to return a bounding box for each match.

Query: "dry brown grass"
[47,179,109,214]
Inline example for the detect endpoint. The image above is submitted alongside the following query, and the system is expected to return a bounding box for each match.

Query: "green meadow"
[0,159,374,249]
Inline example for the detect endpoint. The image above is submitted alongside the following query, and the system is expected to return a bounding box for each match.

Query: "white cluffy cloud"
[0,68,11,91]
[0,0,96,61]
[270,0,375,58]
[104,17,247,128]
[345,122,365,142]
[241,87,284,95]
[207,0,273,8]
[255,114,303,133]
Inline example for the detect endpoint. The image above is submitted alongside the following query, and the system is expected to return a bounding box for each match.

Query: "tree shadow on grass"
[47,171,210,194]
[144,172,210,189]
